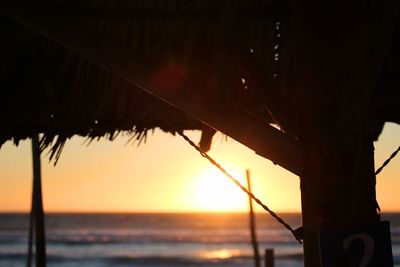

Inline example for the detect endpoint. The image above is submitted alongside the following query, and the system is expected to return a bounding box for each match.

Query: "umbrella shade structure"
[0,1,398,161]
[1,1,400,266]
[0,0,398,163]
[0,0,297,163]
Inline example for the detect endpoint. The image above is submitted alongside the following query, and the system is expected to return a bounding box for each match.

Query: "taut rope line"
[177,131,302,244]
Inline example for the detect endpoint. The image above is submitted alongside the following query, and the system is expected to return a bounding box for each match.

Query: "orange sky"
[0,123,398,213]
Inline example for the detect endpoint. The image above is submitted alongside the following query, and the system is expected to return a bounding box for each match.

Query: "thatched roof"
[0,0,399,164]
[0,0,284,160]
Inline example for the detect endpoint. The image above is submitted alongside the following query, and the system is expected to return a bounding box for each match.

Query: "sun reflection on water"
[201,249,242,259]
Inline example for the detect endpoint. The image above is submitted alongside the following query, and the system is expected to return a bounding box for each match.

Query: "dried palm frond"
[0,0,300,161]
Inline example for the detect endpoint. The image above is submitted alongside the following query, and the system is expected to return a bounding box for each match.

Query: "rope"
[177,131,302,244]
[375,146,400,176]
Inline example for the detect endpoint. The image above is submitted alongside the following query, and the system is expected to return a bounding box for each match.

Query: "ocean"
[0,213,399,267]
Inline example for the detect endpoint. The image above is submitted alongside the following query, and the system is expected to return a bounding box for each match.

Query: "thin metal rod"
[31,135,46,267]
[247,170,261,267]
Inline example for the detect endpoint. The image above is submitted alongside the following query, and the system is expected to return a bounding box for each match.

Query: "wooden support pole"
[31,135,46,267]
[265,249,274,267]
[246,170,261,267]
[27,187,34,267]
[290,1,399,266]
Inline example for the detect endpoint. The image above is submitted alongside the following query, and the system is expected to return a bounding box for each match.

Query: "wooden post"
[31,135,46,267]
[290,1,399,266]
[27,187,34,267]
[265,249,274,267]
[246,169,261,267]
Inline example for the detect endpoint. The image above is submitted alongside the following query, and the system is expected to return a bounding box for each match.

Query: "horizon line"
[0,210,302,214]
[1,210,400,214]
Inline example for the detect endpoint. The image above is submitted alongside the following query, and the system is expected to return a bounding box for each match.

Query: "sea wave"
[1,213,399,267]
[43,236,298,246]
[0,252,304,265]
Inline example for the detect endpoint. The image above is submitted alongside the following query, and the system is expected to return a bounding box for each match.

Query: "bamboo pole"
[246,169,261,267]
[31,135,46,267]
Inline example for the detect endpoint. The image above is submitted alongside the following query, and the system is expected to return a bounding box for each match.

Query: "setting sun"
[189,166,248,212]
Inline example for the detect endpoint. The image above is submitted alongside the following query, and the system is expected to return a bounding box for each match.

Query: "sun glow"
[189,167,248,212]
[201,249,242,259]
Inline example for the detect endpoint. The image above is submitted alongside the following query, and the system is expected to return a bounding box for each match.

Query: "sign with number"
[319,221,393,267]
